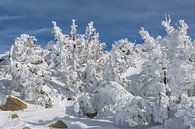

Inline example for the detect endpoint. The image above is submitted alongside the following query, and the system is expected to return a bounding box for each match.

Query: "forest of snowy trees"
[0,17,195,128]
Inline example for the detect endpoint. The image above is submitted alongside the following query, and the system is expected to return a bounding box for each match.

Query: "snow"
[0,101,122,129]
[0,104,187,129]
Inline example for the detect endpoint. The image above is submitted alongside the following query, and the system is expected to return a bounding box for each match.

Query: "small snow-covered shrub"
[175,94,195,128]
[115,97,152,127]
[94,81,133,113]
[77,81,133,117]
[78,93,97,117]
[114,88,169,127]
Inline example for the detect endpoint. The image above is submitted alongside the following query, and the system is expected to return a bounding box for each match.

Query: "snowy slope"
[0,103,186,129]
[0,101,123,129]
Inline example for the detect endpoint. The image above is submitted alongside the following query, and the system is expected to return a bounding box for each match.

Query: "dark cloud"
[0,0,195,52]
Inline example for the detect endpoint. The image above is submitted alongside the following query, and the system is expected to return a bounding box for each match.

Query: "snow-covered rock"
[94,81,134,113]
[77,81,134,117]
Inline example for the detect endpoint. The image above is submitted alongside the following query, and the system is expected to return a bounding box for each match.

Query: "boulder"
[0,96,27,111]
[86,112,97,118]
[11,113,19,119]
[23,127,31,129]
[48,120,67,128]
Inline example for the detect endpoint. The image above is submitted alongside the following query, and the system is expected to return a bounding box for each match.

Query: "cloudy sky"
[0,0,195,52]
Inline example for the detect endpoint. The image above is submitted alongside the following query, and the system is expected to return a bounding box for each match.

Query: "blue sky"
[0,0,195,52]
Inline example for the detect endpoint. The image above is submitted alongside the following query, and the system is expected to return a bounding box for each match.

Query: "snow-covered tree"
[111,39,136,75]
[10,34,53,107]
[80,21,106,92]
[110,39,141,89]
[134,27,170,123]
[160,19,194,99]
[45,20,107,98]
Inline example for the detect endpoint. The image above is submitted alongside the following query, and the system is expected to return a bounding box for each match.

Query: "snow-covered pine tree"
[77,22,108,117]
[81,21,106,92]
[47,20,83,96]
[134,27,169,124]
[160,18,194,99]
[10,34,53,107]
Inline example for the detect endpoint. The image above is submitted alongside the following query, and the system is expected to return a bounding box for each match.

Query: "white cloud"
[29,28,50,35]
[0,15,23,21]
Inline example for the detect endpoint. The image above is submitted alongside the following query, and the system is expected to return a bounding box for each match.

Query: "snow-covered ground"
[0,98,120,129]
[0,103,186,129]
